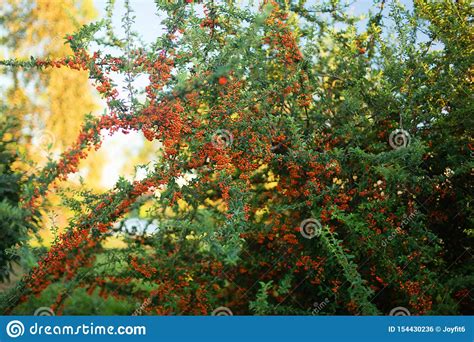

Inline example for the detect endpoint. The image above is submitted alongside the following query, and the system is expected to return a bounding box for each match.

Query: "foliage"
[0,113,39,282]
[0,0,472,315]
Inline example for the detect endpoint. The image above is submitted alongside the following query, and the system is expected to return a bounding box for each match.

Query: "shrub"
[0,0,471,315]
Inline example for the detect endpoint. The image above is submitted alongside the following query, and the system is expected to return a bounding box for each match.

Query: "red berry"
[218,76,228,85]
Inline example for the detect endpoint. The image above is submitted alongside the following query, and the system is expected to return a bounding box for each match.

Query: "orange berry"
[218,76,228,85]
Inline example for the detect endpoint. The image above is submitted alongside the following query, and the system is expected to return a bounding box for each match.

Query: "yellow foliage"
[5,0,98,149]
[3,0,103,244]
